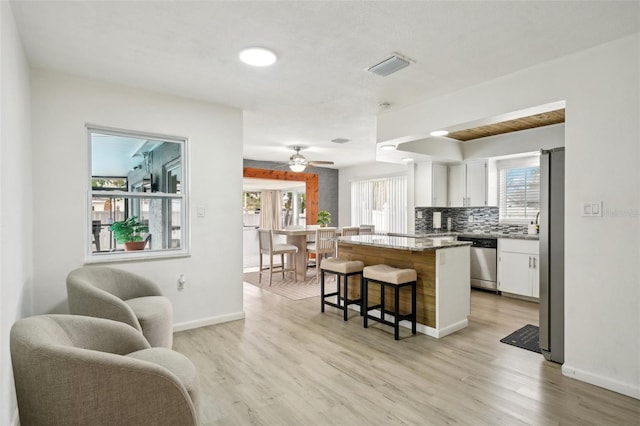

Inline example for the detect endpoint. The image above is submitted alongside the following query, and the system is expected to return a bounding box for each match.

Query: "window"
[351,175,407,233]
[88,126,188,261]
[498,156,540,223]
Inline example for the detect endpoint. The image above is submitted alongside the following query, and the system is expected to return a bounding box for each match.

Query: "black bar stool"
[320,258,364,321]
[363,264,417,340]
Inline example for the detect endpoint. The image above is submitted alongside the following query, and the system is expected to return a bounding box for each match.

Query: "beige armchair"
[10,314,199,426]
[67,266,173,348]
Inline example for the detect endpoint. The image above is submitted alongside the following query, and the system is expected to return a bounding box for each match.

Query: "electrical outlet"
[417,210,423,219]
[468,215,474,223]
[178,273,186,291]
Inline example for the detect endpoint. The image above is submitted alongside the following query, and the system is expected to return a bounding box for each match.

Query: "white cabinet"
[498,239,539,298]
[447,160,487,207]
[432,163,448,207]
[466,160,487,206]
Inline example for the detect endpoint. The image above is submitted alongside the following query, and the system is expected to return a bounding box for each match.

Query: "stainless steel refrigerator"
[539,147,565,363]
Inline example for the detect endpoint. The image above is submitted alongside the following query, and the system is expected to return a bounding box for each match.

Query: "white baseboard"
[361,308,468,339]
[562,363,640,400]
[173,311,245,332]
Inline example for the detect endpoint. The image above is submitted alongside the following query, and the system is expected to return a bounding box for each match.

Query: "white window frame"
[86,125,190,263]
[497,155,540,224]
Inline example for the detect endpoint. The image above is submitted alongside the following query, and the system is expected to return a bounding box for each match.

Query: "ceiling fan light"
[289,163,306,172]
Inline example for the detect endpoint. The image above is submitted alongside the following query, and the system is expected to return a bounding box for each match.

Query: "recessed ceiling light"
[331,138,350,144]
[239,47,277,67]
[379,144,396,151]
[430,130,449,137]
[401,157,413,162]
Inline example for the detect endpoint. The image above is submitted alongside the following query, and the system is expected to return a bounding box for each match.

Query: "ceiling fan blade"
[308,161,334,166]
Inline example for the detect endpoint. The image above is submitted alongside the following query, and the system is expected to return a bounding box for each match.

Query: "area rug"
[500,324,541,353]
[243,269,336,301]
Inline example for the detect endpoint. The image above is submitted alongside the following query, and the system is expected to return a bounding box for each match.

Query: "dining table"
[272,228,318,281]
[272,227,342,281]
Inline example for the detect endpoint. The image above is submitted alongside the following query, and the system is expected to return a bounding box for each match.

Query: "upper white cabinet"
[447,160,487,207]
[432,163,448,207]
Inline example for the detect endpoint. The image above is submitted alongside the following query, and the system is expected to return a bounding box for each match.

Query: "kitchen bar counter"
[337,236,470,338]
[388,231,540,241]
[337,234,471,251]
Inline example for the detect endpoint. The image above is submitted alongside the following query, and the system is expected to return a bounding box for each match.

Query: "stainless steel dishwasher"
[457,236,498,292]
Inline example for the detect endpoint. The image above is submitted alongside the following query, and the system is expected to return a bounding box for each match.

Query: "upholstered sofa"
[67,266,173,347]
[10,314,199,426]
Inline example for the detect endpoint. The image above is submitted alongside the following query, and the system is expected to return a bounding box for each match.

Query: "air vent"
[367,54,411,77]
[331,138,350,144]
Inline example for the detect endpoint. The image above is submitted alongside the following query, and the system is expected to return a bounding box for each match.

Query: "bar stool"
[320,258,365,321]
[363,264,417,340]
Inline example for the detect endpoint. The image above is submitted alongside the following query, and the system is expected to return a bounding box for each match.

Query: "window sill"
[85,249,190,264]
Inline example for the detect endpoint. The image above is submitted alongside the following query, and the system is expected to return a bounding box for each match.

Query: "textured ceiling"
[9,1,640,168]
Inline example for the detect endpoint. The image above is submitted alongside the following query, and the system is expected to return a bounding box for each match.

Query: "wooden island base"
[337,241,470,338]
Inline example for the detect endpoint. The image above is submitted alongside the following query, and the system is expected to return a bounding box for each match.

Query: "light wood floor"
[174,286,640,426]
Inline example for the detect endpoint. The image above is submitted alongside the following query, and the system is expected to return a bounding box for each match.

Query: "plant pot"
[124,241,146,251]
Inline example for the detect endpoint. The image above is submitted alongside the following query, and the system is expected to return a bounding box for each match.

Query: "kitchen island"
[337,235,471,338]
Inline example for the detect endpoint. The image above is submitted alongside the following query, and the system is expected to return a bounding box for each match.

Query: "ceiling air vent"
[331,138,350,144]
[367,54,411,77]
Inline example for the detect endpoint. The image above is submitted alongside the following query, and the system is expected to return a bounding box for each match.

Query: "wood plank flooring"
[173,286,640,426]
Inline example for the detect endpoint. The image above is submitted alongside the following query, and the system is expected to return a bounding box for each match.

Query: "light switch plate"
[582,201,602,217]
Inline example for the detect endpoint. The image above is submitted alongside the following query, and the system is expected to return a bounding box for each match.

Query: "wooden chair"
[359,224,375,235]
[258,229,298,286]
[341,226,360,237]
[306,227,337,281]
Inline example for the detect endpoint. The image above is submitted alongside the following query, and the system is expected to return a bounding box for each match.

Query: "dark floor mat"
[500,324,541,353]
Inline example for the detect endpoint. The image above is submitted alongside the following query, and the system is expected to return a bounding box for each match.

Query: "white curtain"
[260,190,282,230]
[351,175,407,233]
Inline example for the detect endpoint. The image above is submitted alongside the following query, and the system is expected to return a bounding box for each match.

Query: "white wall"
[338,161,414,232]
[378,34,640,398]
[1,3,34,423]
[30,70,244,328]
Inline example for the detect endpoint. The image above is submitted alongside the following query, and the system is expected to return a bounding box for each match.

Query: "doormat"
[500,324,541,353]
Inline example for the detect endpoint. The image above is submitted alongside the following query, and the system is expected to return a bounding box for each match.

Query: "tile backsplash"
[415,207,529,234]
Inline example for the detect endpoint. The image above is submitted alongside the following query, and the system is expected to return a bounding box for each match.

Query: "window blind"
[351,175,407,233]
[498,156,540,222]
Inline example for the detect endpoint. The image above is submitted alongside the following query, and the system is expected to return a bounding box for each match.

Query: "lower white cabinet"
[498,239,539,298]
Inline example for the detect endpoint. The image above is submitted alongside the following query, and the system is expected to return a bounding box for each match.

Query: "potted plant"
[316,210,331,227]
[109,216,149,251]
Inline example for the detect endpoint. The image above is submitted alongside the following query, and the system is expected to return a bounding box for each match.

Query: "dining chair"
[258,229,298,286]
[307,227,337,281]
[341,226,360,237]
[359,224,375,235]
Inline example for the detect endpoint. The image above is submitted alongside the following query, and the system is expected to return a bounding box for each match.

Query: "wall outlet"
[468,215,474,223]
[178,273,186,291]
[417,210,423,219]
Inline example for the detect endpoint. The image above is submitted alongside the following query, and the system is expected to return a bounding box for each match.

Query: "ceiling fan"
[288,146,334,172]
